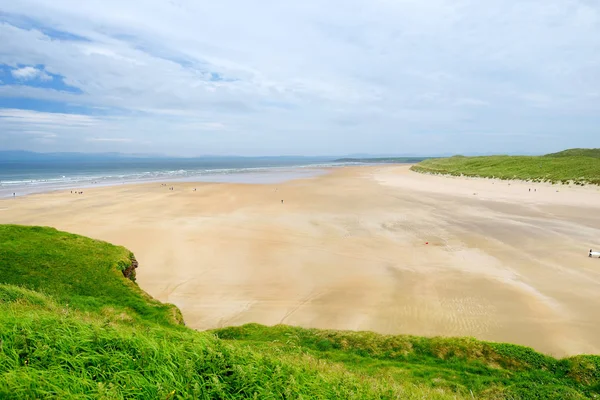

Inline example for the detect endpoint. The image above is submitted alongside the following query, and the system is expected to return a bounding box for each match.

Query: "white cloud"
[11,66,39,80]
[0,0,598,155]
[178,122,226,131]
[87,138,132,142]
[19,130,57,138]
[3,128,58,146]
[11,66,52,81]
[454,98,489,107]
[0,108,97,126]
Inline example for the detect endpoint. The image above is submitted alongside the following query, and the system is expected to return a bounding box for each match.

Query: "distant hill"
[1,151,437,164]
[411,148,600,185]
[545,148,600,158]
[0,151,165,162]
[334,157,430,163]
[0,151,335,163]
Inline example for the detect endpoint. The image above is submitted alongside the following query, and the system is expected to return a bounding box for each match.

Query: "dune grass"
[214,324,600,399]
[1,225,599,399]
[545,149,600,159]
[3,285,453,399]
[410,149,600,185]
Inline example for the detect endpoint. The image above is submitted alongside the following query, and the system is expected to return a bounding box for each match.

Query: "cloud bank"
[0,0,599,155]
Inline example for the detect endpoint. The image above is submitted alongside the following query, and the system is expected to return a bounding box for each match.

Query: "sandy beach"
[2,165,599,357]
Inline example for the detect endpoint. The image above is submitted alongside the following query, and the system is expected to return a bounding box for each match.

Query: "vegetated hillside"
[334,157,430,163]
[411,150,600,185]
[546,148,600,159]
[1,225,599,399]
[0,224,181,326]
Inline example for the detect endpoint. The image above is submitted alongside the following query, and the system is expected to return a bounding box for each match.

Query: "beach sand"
[2,165,600,357]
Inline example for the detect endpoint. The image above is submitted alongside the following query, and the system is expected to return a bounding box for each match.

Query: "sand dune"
[2,165,600,357]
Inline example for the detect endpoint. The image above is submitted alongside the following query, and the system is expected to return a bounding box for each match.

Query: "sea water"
[0,156,349,197]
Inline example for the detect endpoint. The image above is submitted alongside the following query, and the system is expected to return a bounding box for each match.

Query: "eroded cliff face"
[122,255,138,281]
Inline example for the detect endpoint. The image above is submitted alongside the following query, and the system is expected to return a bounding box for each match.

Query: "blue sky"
[0,1,599,156]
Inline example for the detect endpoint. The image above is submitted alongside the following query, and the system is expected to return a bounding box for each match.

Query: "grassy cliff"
[410,149,600,185]
[1,225,599,399]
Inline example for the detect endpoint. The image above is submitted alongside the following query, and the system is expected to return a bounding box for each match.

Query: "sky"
[0,0,599,156]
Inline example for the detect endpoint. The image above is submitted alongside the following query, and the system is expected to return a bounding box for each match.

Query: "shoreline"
[0,166,332,199]
[2,165,599,357]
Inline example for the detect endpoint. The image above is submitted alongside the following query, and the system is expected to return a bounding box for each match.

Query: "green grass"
[213,325,600,399]
[0,225,181,326]
[546,149,600,159]
[410,149,600,185]
[1,225,599,399]
[3,285,460,400]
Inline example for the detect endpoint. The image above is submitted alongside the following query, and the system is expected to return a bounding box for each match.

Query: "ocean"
[0,156,349,198]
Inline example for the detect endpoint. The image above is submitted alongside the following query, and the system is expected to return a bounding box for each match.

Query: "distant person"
[281,199,284,204]
[13,193,15,197]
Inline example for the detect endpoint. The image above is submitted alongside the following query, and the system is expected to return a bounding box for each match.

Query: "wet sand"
[1,165,599,357]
